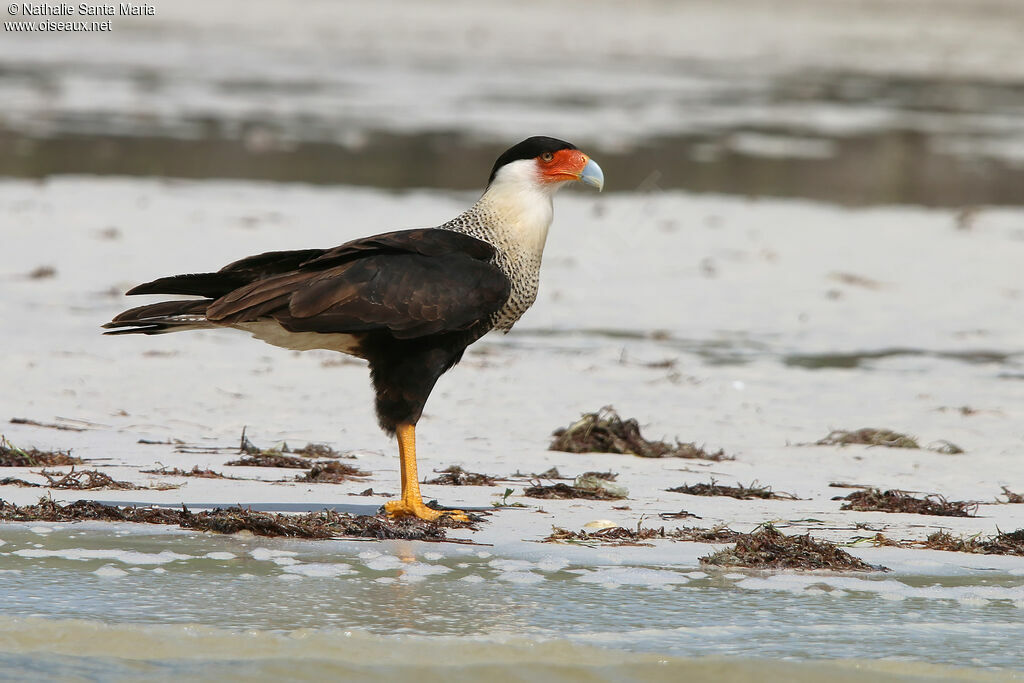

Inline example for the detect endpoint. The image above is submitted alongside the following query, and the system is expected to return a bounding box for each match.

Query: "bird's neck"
[441,179,558,331]
[445,180,555,263]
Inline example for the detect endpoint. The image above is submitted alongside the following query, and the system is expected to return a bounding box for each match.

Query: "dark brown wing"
[205,229,510,339]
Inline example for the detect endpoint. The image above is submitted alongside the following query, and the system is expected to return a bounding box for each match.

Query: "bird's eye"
[541,152,554,162]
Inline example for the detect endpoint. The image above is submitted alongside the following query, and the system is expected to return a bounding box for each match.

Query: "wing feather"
[205,230,510,339]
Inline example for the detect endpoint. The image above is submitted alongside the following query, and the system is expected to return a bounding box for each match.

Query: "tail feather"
[126,273,248,298]
[102,299,216,335]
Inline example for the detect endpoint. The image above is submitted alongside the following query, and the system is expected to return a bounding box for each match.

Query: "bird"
[103,136,604,522]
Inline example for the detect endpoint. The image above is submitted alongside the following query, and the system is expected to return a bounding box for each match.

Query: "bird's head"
[487,136,604,195]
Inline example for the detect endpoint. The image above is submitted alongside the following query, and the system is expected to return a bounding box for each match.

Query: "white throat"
[474,158,560,258]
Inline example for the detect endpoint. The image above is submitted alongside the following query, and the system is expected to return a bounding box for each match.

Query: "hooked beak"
[578,158,604,191]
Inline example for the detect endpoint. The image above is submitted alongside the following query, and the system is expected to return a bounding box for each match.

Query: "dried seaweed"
[549,407,730,461]
[541,523,743,547]
[0,498,472,542]
[140,465,237,479]
[999,487,1024,504]
[296,462,370,483]
[225,453,310,469]
[9,418,87,433]
[816,428,920,449]
[291,443,350,459]
[929,440,965,455]
[542,523,665,547]
[921,530,1024,556]
[0,437,83,467]
[671,525,745,542]
[667,479,797,500]
[658,509,700,520]
[509,467,568,480]
[0,477,41,487]
[838,488,976,517]
[699,524,882,571]
[424,465,498,486]
[39,469,138,490]
[358,488,392,497]
[38,468,178,491]
[523,480,626,501]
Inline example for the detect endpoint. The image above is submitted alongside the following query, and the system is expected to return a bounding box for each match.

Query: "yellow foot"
[384,498,469,523]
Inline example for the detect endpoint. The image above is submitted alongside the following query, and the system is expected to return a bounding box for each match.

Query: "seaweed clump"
[816,428,920,449]
[39,468,170,491]
[425,465,498,486]
[523,472,628,501]
[296,462,370,483]
[543,524,666,547]
[524,482,625,501]
[999,487,1024,504]
[838,489,976,517]
[0,498,468,542]
[549,407,730,461]
[225,453,311,469]
[141,466,236,479]
[667,479,797,500]
[922,529,1024,556]
[0,477,41,487]
[699,525,882,571]
[542,524,746,547]
[0,438,83,467]
[290,443,348,459]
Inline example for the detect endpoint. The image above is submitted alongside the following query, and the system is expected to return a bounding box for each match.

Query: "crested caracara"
[103,136,604,521]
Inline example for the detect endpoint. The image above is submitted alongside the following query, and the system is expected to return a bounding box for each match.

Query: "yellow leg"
[384,423,468,522]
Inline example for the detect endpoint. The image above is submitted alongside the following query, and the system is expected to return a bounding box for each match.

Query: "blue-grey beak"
[579,158,604,191]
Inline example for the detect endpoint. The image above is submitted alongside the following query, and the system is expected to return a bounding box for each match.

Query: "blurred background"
[3,0,1024,206]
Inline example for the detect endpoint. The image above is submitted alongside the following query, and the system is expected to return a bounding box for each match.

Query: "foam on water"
[737,575,1024,604]
[281,563,355,579]
[11,548,194,565]
[576,567,692,586]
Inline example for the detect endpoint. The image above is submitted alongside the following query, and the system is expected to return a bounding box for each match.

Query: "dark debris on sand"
[814,428,964,454]
[816,428,920,449]
[549,407,730,461]
[838,488,976,517]
[141,465,238,479]
[0,498,476,542]
[509,467,569,480]
[523,481,626,501]
[39,468,179,491]
[296,461,370,483]
[667,479,797,500]
[999,487,1024,504]
[0,477,41,487]
[0,437,83,467]
[542,523,744,547]
[225,453,311,469]
[424,465,498,486]
[542,524,665,547]
[290,443,350,459]
[236,428,352,460]
[922,529,1024,556]
[699,524,883,572]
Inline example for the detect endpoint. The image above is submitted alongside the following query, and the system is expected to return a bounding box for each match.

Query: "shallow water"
[1,524,1023,680]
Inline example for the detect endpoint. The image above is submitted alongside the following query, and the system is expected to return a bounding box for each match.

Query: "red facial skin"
[537,148,591,184]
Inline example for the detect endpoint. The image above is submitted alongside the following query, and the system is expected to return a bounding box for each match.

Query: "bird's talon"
[384,499,468,523]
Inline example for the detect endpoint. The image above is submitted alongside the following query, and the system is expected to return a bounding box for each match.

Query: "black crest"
[488,136,577,185]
